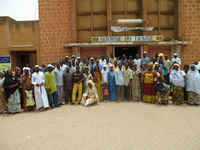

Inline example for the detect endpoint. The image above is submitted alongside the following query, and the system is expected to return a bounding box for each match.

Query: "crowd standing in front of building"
[1,51,200,114]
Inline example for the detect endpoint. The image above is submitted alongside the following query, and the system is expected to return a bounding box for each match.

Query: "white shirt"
[101,69,108,83]
[133,58,141,71]
[61,64,67,71]
[32,71,45,85]
[54,68,64,86]
[115,69,124,86]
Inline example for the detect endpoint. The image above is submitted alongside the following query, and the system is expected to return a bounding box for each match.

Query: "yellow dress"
[93,72,103,101]
[25,90,35,107]
[143,72,157,103]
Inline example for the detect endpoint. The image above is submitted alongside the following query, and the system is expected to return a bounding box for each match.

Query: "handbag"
[103,88,109,97]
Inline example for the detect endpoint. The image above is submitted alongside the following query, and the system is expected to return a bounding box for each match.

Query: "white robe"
[186,70,200,95]
[170,69,185,87]
[32,71,49,109]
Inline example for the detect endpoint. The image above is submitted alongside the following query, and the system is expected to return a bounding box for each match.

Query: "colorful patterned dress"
[143,71,157,103]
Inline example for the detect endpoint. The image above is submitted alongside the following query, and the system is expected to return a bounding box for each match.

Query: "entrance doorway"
[115,46,140,59]
[11,51,37,68]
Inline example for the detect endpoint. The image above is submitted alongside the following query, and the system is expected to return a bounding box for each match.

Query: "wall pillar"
[107,46,113,57]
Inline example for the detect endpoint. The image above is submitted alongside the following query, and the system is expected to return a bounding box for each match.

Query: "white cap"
[23,67,30,71]
[47,64,54,68]
[65,56,69,58]
[77,57,80,59]
[35,65,40,68]
[144,51,147,54]
[154,62,159,65]
[173,53,178,56]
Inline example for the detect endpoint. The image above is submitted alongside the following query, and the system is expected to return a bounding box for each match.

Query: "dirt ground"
[1,102,200,150]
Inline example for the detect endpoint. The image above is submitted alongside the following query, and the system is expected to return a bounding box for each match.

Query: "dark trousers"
[48,91,59,107]
[124,86,130,100]
[64,89,72,103]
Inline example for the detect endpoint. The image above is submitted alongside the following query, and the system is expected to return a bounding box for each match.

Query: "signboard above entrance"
[91,35,164,43]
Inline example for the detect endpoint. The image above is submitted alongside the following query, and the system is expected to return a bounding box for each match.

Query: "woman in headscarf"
[81,80,98,106]
[170,63,185,104]
[93,66,103,101]
[22,67,35,111]
[186,64,200,105]
[0,72,7,113]
[83,67,93,92]
[3,70,22,113]
[15,67,23,108]
[154,63,169,104]
[143,62,157,103]
[108,65,117,101]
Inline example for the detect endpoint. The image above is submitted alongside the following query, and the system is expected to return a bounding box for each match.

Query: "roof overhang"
[63,41,192,47]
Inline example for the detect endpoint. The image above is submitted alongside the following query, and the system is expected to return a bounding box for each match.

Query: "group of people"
[0,51,200,114]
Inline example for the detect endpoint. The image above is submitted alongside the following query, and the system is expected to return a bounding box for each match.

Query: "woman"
[186,65,200,105]
[154,63,169,104]
[22,67,35,111]
[143,63,157,103]
[81,80,98,106]
[93,66,103,101]
[0,72,7,113]
[83,67,93,92]
[3,70,22,113]
[108,65,117,101]
[170,64,185,104]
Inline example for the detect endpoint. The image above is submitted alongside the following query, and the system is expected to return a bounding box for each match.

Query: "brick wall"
[38,0,200,65]
[39,0,74,65]
[144,46,171,59]
[179,0,200,65]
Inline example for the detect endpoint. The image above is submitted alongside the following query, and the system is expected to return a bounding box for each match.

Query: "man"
[54,63,64,105]
[130,63,141,101]
[72,66,84,104]
[114,61,119,71]
[141,51,150,70]
[115,64,124,100]
[93,60,103,72]
[76,57,83,71]
[32,65,49,110]
[171,53,181,65]
[89,57,95,75]
[71,59,76,73]
[45,64,59,108]
[123,64,133,100]
[120,54,128,65]
[133,53,142,71]
[63,67,73,104]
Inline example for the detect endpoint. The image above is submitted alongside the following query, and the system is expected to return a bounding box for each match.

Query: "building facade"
[0,17,39,68]
[38,0,200,65]
[1,0,199,68]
